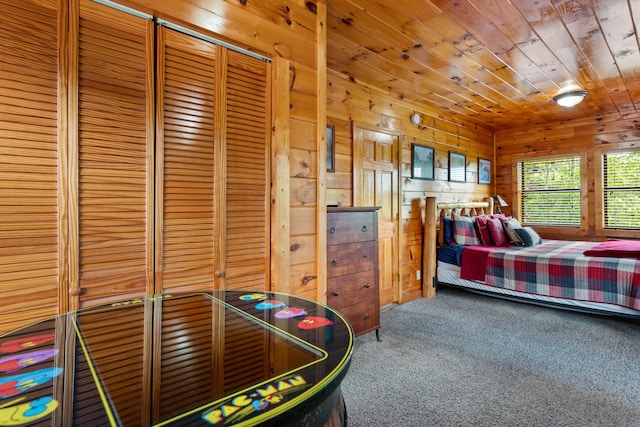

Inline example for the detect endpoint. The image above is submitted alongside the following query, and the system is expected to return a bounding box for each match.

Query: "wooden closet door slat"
[0,0,59,333]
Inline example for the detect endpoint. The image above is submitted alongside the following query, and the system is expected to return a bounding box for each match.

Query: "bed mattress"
[437,260,640,317]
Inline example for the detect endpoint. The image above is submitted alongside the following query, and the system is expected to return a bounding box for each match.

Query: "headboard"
[422,197,494,299]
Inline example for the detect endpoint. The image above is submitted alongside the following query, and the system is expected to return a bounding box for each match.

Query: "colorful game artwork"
[0,349,58,373]
[0,335,55,353]
[0,396,59,426]
[239,293,266,301]
[297,317,334,330]
[255,300,286,310]
[274,307,308,319]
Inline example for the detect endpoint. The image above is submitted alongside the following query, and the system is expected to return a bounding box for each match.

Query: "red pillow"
[487,217,510,246]
[474,215,492,246]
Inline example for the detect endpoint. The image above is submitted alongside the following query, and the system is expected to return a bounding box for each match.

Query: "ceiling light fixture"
[410,112,421,125]
[553,90,587,108]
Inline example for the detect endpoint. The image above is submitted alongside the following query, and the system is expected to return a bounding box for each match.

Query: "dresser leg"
[375,328,382,342]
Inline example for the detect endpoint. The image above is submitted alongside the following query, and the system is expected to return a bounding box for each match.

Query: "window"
[518,156,581,226]
[603,151,640,229]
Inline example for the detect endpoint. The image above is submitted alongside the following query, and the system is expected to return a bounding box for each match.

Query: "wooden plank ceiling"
[326,0,640,131]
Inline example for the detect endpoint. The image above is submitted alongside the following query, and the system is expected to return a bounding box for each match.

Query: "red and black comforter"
[457,240,640,311]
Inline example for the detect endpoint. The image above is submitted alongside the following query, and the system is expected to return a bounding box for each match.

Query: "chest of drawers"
[326,207,380,339]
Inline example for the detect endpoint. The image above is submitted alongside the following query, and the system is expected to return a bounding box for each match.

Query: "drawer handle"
[332,260,338,267]
[333,291,339,296]
[364,313,370,320]
[362,225,368,232]
[329,226,336,233]
[364,283,370,288]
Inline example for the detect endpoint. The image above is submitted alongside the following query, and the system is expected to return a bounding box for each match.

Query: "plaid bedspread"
[465,240,640,311]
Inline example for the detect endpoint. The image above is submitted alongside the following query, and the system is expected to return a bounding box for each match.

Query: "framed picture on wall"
[448,151,466,182]
[411,143,435,180]
[478,158,491,184]
[327,125,335,172]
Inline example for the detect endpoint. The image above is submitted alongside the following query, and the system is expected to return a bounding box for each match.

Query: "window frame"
[594,147,640,237]
[513,152,588,238]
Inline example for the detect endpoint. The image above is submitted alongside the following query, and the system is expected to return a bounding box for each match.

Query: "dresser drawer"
[327,211,376,245]
[327,270,377,308]
[338,303,380,336]
[326,241,376,278]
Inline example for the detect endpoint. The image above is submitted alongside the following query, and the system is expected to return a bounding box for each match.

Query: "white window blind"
[603,151,640,229]
[518,156,581,226]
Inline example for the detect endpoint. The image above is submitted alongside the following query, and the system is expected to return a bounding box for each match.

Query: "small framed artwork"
[326,125,335,172]
[448,151,466,182]
[478,158,491,184]
[411,143,435,180]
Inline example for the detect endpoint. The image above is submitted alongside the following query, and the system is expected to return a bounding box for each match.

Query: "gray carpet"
[340,287,640,427]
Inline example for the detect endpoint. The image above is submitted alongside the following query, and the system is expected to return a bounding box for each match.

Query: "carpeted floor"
[340,286,640,427]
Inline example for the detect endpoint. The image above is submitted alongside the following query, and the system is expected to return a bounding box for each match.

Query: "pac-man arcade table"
[0,291,353,426]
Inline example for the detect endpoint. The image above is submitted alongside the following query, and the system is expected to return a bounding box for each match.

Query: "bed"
[422,196,640,318]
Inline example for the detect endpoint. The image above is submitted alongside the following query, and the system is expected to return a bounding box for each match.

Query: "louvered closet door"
[223,51,270,291]
[76,0,153,304]
[0,0,60,332]
[157,28,270,293]
[157,27,216,293]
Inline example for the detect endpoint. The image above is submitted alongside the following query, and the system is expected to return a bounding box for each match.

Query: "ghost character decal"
[274,307,308,319]
[0,335,55,354]
[297,316,334,330]
[255,300,285,310]
[0,349,59,373]
[0,367,63,398]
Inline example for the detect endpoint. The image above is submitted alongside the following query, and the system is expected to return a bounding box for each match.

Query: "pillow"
[474,215,493,246]
[453,213,481,246]
[502,217,524,245]
[487,217,510,246]
[442,217,454,245]
[515,227,542,246]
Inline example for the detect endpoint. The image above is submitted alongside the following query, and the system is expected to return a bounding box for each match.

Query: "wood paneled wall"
[495,112,640,241]
[327,70,494,303]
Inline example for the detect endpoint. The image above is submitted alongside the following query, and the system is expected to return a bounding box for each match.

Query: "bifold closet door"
[74,0,154,305]
[157,26,270,293]
[0,0,62,332]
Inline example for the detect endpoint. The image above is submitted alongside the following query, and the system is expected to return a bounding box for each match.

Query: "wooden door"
[156,26,217,293]
[221,51,270,291]
[74,0,154,306]
[353,124,399,306]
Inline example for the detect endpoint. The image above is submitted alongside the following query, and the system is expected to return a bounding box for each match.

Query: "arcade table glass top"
[0,291,354,426]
